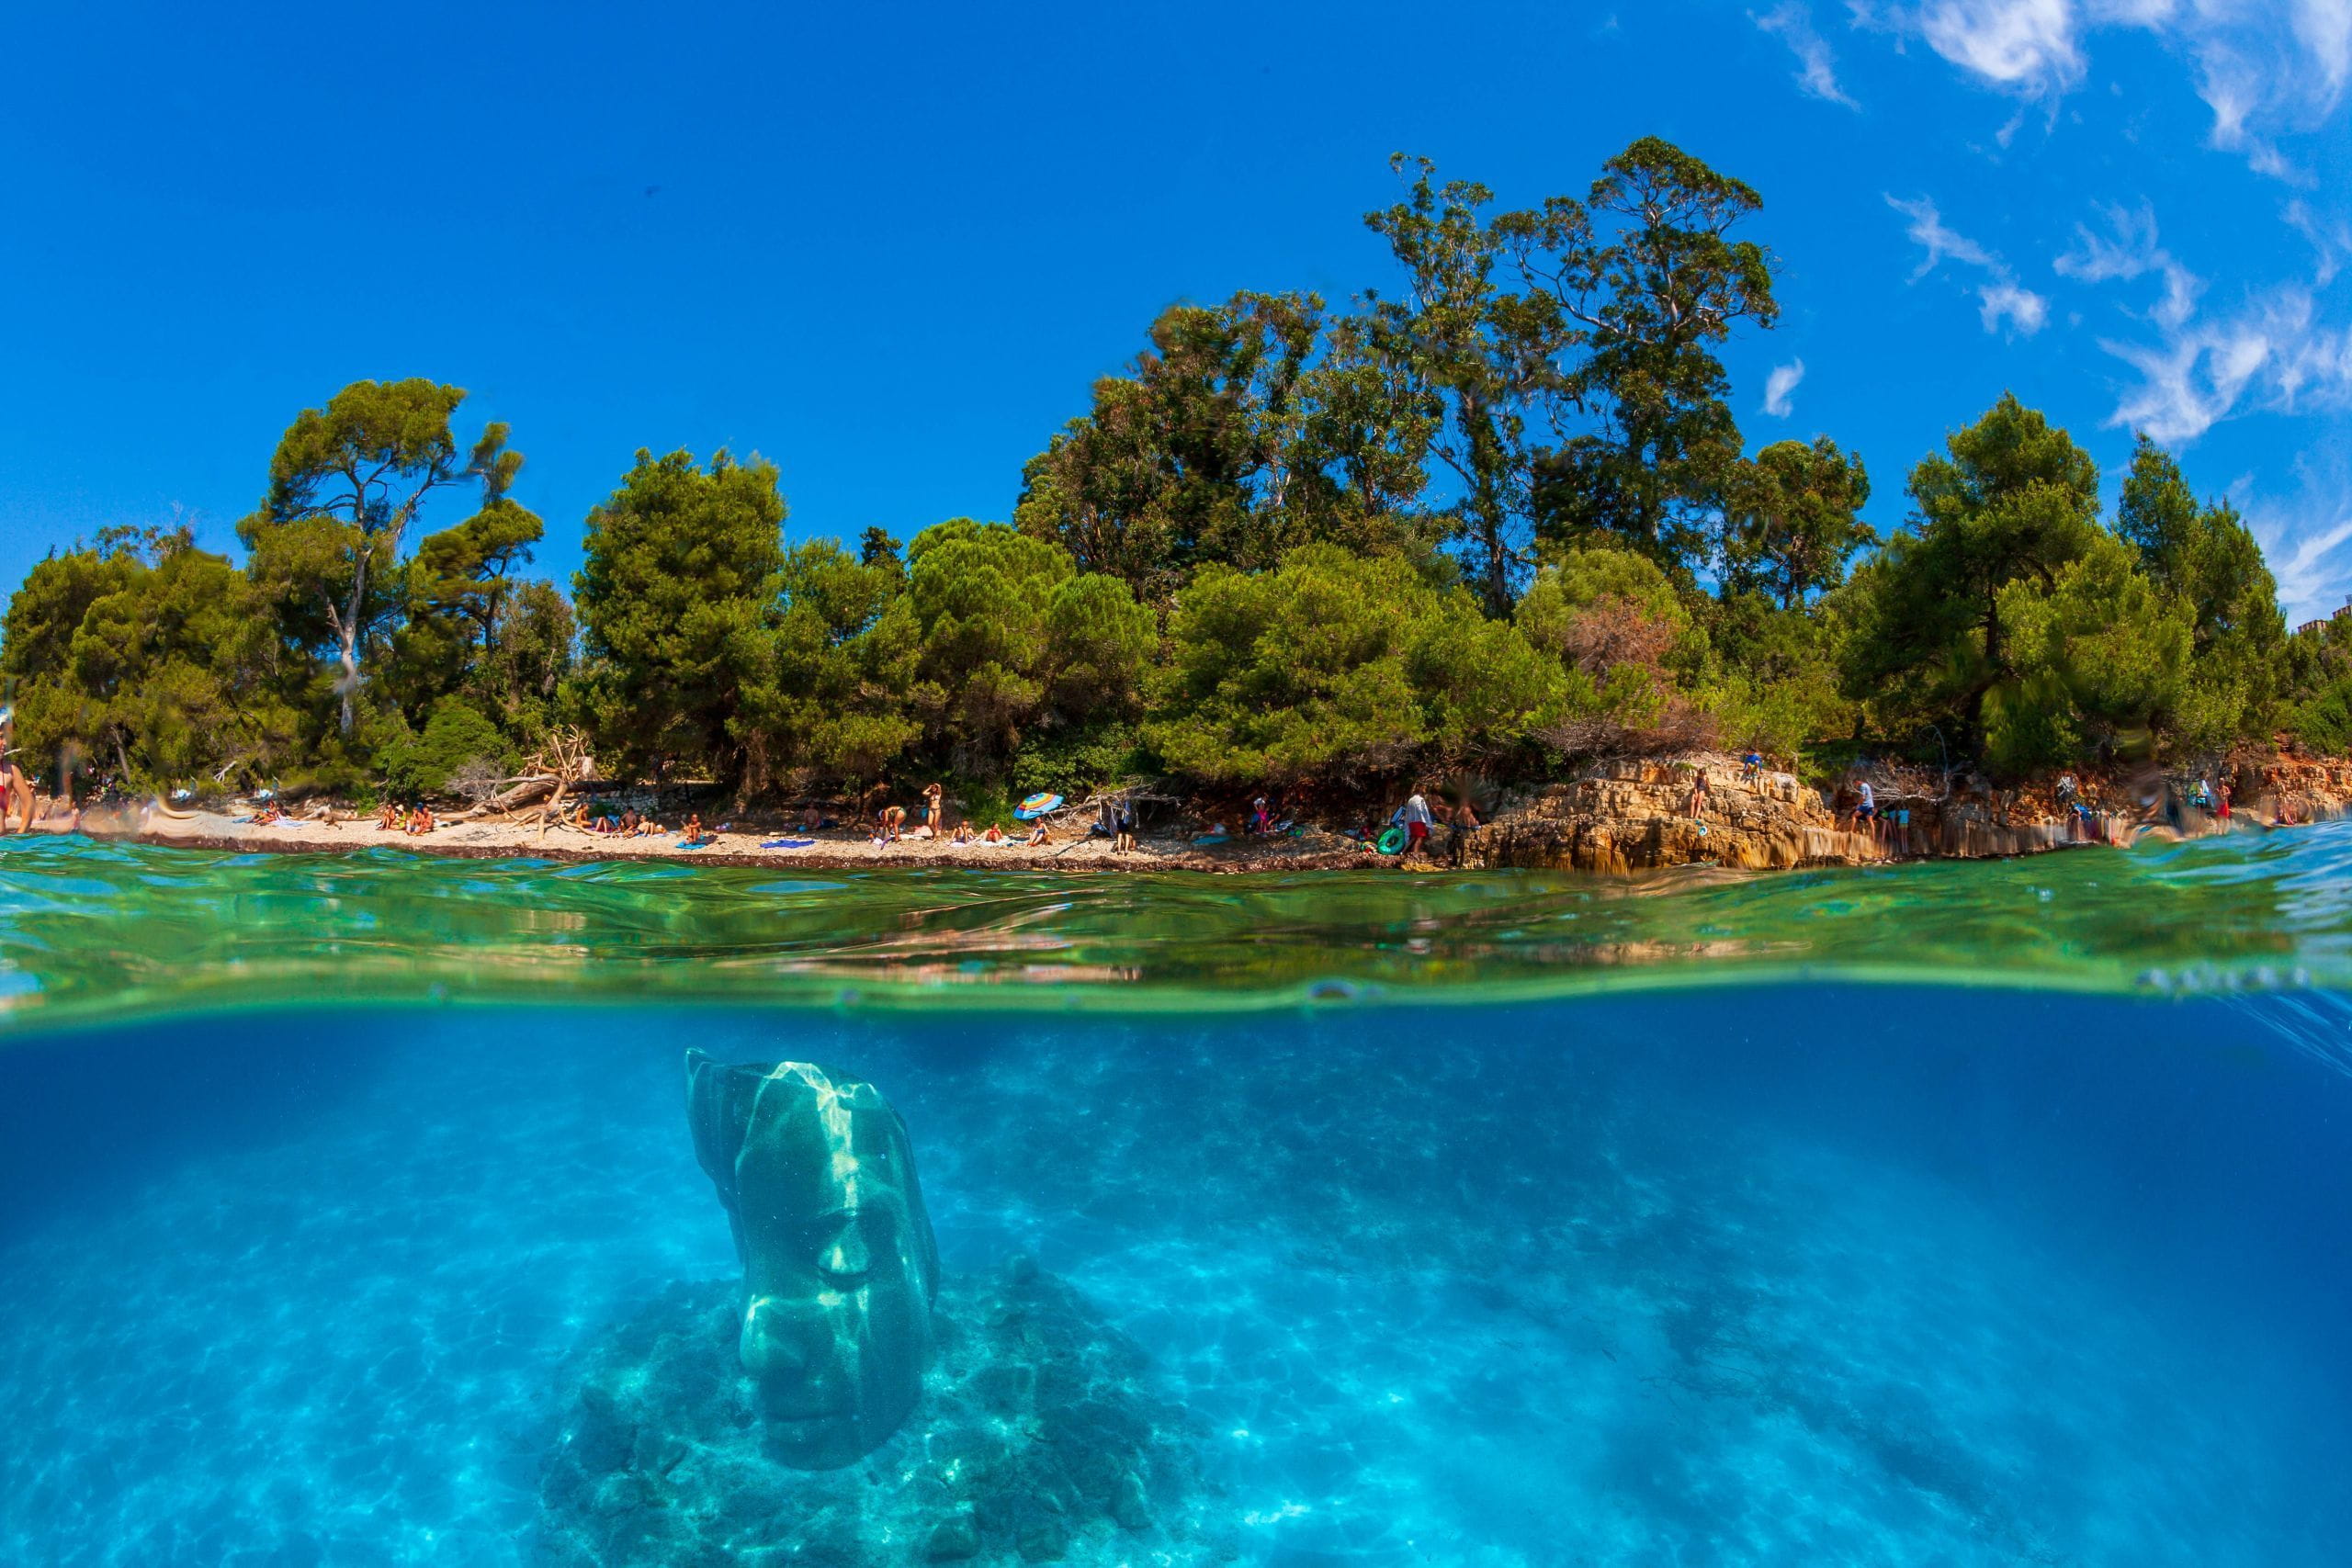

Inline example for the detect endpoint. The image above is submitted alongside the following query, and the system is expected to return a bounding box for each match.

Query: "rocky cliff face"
[2239,754,2352,825]
[1455,750,2341,875]
[1462,758,1882,874]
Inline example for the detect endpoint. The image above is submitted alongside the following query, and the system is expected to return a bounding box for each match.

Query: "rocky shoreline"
[12,747,2348,877]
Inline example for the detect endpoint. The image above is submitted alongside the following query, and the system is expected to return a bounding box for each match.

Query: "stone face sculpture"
[684,1051,939,1469]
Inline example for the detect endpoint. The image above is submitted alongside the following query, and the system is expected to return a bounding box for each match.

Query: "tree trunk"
[446,773,559,821]
[337,549,370,736]
[337,632,360,737]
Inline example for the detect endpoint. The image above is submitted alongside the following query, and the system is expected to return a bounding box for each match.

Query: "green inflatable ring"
[1376,825,1408,855]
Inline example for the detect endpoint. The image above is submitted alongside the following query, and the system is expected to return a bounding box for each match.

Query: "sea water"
[0,834,2347,1565]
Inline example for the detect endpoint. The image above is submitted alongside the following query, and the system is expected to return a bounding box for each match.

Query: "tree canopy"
[1,146,2327,810]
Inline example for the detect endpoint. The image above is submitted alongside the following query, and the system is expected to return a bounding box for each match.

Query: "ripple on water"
[0,823,2349,1026]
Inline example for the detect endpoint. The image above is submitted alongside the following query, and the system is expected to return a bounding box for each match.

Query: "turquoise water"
[1,833,2348,1564]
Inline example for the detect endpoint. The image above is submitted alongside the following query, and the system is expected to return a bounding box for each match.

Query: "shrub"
[379,699,514,799]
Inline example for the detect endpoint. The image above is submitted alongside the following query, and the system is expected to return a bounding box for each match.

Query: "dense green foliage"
[573,448,787,789]
[1,141,2329,808]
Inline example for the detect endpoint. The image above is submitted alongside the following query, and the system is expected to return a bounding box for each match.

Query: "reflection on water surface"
[2,823,2350,1027]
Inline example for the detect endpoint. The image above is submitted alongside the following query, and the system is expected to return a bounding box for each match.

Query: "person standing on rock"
[1447,796,1479,867]
[1400,792,1433,860]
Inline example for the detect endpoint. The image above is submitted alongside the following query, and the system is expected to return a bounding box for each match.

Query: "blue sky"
[2,1,2346,616]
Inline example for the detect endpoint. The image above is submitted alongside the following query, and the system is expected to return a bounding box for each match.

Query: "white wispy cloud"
[1851,0,2352,176]
[1887,194,1999,276]
[2103,285,2352,443]
[2292,0,2352,97]
[1753,3,1860,105]
[2283,198,2350,286]
[2053,201,2203,328]
[1763,359,1808,416]
[2238,452,2352,625]
[1916,0,2085,98]
[1979,280,2052,333]
[1887,194,2051,336]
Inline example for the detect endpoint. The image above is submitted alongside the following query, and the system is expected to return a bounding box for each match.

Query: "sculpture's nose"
[740,1300,813,1379]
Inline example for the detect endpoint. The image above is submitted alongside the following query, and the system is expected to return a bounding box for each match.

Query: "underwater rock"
[684,1051,940,1469]
[537,1261,1222,1568]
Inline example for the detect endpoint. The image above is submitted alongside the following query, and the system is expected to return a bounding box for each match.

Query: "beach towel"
[760,838,818,850]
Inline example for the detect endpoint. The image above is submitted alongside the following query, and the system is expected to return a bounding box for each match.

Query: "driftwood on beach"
[445,727,596,829]
[447,774,561,822]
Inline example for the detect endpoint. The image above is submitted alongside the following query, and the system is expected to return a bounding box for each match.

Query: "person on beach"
[1399,792,1433,860]
[0,708,30,835]
[1849,778,1875,838]
[922,783,944,835]
[1114,798,1136,855]
[1025,819,1050,846]
[0,760,27,834]
[1248,795,1272,835]
[1741,751,1764,787]
[681,813,710,846]
[1447,795,1479,867]
[405,804,435,834]
[2219,779,2232,821]
[1687,767,1708,820]
[982,822,1006,843]
[952,820,974,845]
[377,801,401,830]
[872,804,907,846]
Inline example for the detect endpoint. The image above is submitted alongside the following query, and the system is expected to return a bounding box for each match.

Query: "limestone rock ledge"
[537,1260,1232,1567]
[1462,758,1880,874]
[1462,750,2352,875]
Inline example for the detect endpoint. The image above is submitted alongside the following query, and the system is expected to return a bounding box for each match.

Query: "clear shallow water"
[1,839,2350,1565]
[3,823,2352,1025]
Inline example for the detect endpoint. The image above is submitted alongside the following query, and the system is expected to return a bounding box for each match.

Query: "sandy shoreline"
[22,741,2340,876]
[37,807,1393,875]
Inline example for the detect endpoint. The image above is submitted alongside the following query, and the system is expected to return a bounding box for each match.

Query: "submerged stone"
[684,1051,940,1469]
[537,1262,1221,1567]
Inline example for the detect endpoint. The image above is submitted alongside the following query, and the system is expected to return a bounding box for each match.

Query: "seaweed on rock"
[536,1258,1228,1566]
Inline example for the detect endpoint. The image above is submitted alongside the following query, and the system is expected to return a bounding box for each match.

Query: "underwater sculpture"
[684,1050,939,1469]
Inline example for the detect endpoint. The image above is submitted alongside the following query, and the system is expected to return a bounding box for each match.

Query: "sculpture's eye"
[817,1216,872,1282]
